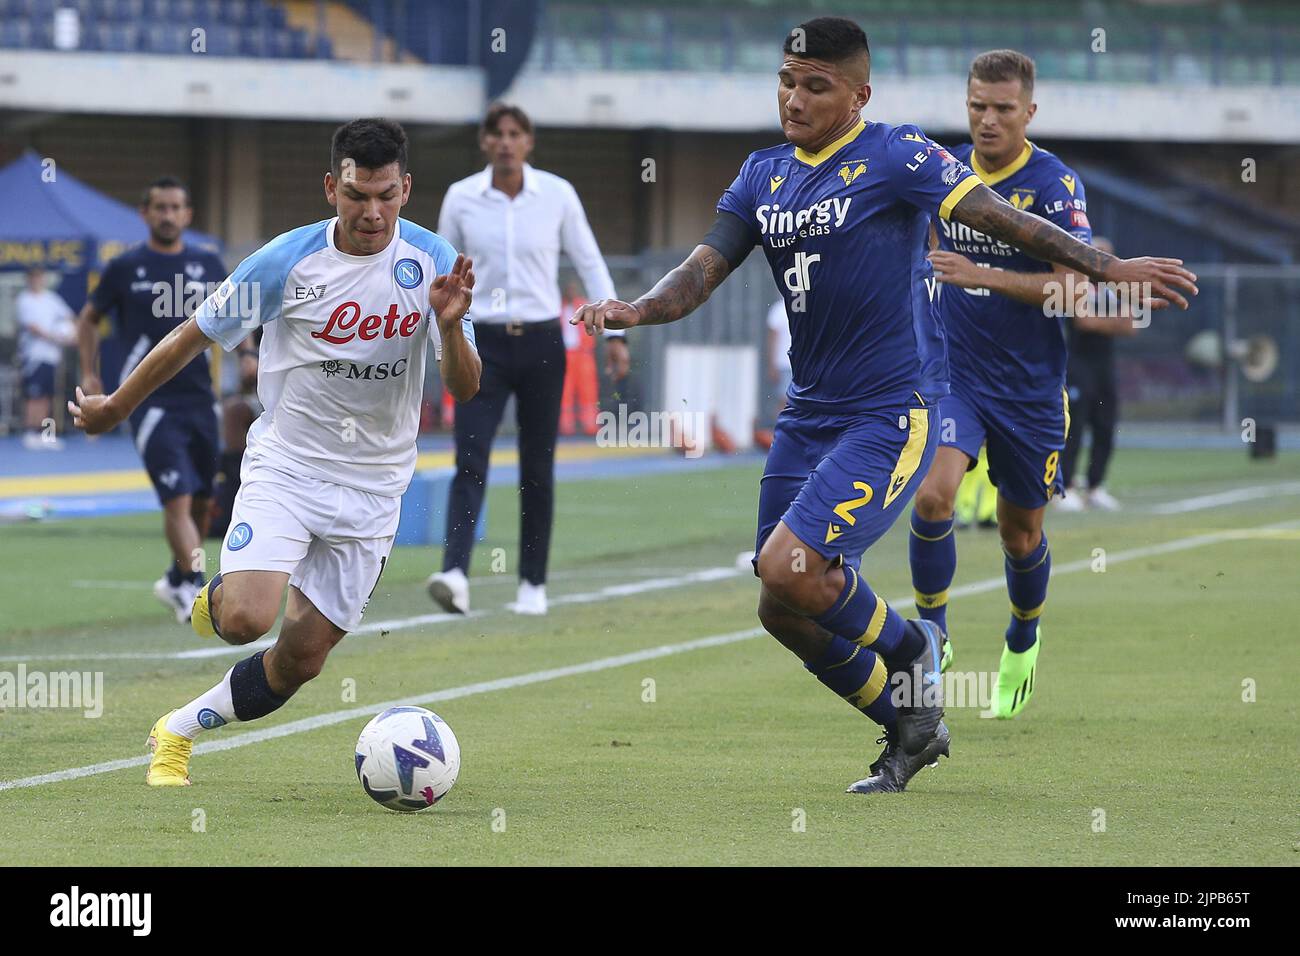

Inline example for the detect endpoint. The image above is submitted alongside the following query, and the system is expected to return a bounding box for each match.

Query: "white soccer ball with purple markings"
[354,706,461,812]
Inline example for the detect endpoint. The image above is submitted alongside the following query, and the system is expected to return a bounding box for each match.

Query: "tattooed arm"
[950,184,1199,310]
[569,244,733,335]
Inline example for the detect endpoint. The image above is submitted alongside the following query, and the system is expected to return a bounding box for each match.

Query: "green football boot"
[991,628,1041,719]
[940,632,954,673]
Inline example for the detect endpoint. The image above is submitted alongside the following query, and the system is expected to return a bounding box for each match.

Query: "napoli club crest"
[394,258,423,289]
[228,522,253,551]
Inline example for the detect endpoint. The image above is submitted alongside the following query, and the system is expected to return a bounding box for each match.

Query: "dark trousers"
[1061,356,1118,490]
[443,321,566,584]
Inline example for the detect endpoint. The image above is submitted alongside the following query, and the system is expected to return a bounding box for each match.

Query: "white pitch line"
[3,516,1297,793]
[1151,481,1300,515]
[0,628,764,792]
[70,568,706,591]
[0,566,747,663]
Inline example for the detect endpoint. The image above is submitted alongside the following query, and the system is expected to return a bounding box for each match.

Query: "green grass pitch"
[0,448,1296,865]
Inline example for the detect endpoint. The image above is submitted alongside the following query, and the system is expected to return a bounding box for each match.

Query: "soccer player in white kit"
[68,119,482,787]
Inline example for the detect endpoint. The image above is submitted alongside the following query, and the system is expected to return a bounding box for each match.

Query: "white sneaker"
[509,581,548,616]
[1088,486,1121,511]
[426,568,470,614]
[153,576,198,624]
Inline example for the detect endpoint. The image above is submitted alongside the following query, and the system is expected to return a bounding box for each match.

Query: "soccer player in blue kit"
[77,177,228,623]
[571,20,1197,793]
[910,50,1144,720]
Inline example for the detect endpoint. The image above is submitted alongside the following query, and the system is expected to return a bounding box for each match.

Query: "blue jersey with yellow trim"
[934,141,1091,401]
[717,119,980,414]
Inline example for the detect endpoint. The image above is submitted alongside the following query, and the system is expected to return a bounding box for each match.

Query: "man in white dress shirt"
[427,103,629,617]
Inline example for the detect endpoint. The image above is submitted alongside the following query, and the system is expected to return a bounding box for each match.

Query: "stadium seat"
[237,27,263,58]
[0,21,33,49]
[221,0,253,26]
[204,23,239,56]
[611,38,664,70]
[95,22,138,52]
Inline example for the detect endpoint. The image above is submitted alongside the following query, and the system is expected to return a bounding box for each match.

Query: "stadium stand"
[521,0,1300,85]
[0,0,329,58]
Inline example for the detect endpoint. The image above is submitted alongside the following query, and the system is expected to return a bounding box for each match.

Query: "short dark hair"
[969,49,1036,98]
[481,102,533,138]
[783,16,870,75]
[330,118,409,178]
[141,175,190,207]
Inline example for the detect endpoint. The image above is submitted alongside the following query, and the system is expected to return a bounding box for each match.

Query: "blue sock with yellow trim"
[1005,532,1050,652]
[805,636,897,726]
[813,565,920,667]
[909,510,955,634]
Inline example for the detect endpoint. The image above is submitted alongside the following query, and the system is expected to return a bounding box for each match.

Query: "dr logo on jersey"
[784,251,821,294]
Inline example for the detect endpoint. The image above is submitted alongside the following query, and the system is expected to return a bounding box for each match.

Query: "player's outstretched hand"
[1103,257,1199,311]
[928,250,986,289]
[68,386,124,436]
[430,254,476,332]
[570,298,639,336]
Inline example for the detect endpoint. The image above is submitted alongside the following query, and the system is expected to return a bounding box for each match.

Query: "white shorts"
[219,460,399,631]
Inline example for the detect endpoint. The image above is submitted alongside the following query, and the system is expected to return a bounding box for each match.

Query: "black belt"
[474,318,561,337]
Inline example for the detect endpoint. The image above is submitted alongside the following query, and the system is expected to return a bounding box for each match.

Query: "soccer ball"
[354,706,461,812]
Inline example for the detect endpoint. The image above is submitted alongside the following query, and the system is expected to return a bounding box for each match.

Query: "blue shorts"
[130,402,219,504]
[938,383,1070,510]
[756,401,937,572]
[22,363,56,399]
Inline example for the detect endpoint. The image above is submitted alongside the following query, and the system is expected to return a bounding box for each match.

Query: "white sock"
[166,666,237,739]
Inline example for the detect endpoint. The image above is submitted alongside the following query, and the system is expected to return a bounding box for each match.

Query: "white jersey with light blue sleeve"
[195,221,325,351]
[198,216,476,498]
[399,216,476,359]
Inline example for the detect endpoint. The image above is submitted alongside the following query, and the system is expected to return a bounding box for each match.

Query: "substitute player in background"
[573,20,1196,794]
[910,51,1154,718]
[77,177,227,622]
[69,119,481,788]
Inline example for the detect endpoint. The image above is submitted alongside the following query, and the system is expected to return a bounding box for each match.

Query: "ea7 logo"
[295,284,328,299]
[50,886,151,936]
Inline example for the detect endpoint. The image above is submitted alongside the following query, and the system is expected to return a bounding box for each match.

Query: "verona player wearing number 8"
[68,119,482,788]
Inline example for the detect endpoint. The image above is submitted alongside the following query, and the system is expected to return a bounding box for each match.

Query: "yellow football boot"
[146,711,193,787]
[190,573,222,639]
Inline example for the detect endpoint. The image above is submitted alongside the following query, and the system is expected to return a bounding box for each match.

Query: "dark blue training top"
[91,243,228,407]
